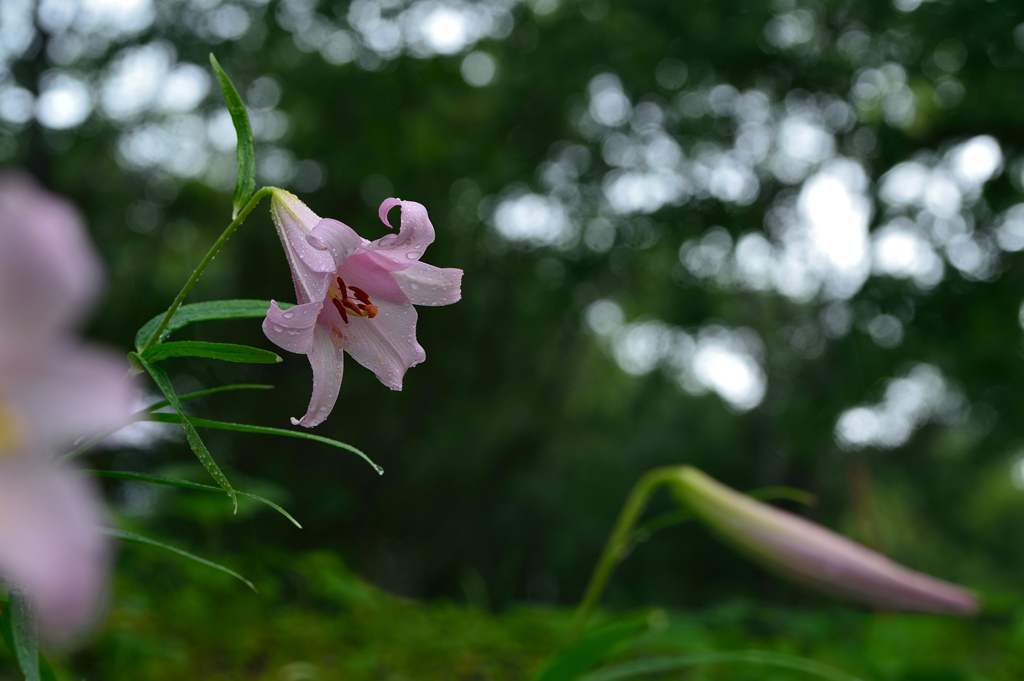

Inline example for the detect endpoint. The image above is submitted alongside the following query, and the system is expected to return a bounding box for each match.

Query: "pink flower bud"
[670,467,979,615]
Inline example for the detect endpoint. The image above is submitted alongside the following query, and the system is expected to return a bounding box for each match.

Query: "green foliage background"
[4,0,1024,676]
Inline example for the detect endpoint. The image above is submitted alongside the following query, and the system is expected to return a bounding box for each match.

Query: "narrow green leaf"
[146,383,274,412]
[103,528,256,592]
[4,590,38,681]
[134,299,293,350]
[83,470,301,528]
[133,354,238,512]
[146,413,383,475]
[60,384,274,463]
[209,53,255,219]
[0,602,59,681]
[579,652,865,681]
[531,617,650,681]
[141,341,281,365]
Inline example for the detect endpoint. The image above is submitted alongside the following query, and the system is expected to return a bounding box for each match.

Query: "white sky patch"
[996,204,1024,252]
[492,192,576,247]
[588,73,632,128]
[872,217,944,288]
[158,63,210,113]
[101,42,175,121]
[585,300,767,412]
[949,135,1002,187]
[36,72,93,129]
[408,3,471,54]
[805,162,870,289]
[835,364,966,450]
[851,63,916,129]
[461,51,497,87]
[0,85,34,125]
[688,327,766,411]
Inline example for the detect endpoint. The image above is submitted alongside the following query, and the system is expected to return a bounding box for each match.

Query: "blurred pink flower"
[0,172,134,642]
[671,466,979,615]
[262,190,462,427]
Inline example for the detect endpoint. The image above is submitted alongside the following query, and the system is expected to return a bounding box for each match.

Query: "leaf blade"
[134,299,292,351]
[103,528,256,592]
[146,413,383,475]
[209,53,255,219]
[133,354,238,512]
[140,341,281,365]
[579,652,865,681]
[1,590,39,681]
[83,470,301,528]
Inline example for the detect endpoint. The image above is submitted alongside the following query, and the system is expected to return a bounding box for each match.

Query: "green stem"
[570,467,681,639]
[139,186,277,351]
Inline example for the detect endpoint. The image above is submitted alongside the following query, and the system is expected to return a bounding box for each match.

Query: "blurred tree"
[2,0,1024,617]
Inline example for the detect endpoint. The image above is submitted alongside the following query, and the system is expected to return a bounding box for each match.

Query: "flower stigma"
[328,276,379,325]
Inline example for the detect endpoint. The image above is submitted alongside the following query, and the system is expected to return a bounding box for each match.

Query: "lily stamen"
[331,297,349,324]
[349,286,371,304]
[328,283,379,324]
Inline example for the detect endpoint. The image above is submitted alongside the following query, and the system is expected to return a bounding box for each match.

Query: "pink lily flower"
[671,466,979,614]
[0,172,134,642]
[262,190,462,427]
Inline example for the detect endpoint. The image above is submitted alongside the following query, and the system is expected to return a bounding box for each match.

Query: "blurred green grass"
[5,549,1023,681]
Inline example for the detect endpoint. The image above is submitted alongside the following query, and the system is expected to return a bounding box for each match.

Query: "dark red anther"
[342,298,362,314]
[336,277,349,299]
[348,286,371,304]
[331,297,349,324]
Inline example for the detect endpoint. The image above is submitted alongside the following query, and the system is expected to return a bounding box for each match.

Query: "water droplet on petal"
[272,324,284,333]
[405,251,419,260]
[282,310,295,319]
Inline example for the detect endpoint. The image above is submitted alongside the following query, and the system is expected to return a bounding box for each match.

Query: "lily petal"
[371,199,436,269]
[292,324,345,428]
[307,218,365,269]
[2,343,136,452]
[390,261,463,306]
[270,190,334,304]
[330,302,426,391]
[263,300,322,354]
[0,172,103,351]
[0,460,110,643]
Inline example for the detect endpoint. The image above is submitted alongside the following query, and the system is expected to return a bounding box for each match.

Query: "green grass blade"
[209,53,255,218]
[140,341,281,365]
[146,413,383,475]
[103,528,256,592]
[531,617,650,681]
[145,383,274,412]
[134,299,292,350]
[580,652,865,681]
[83,470,301,528]
[134,354,238,512]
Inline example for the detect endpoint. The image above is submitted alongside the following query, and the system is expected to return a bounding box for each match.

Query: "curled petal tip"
[378,198,403,229]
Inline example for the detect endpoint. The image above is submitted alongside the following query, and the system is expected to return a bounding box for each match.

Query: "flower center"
[327,276,379,325]
[0,394,23,456]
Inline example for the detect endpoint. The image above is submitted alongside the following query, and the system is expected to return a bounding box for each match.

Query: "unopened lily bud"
[670,467,979,615]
